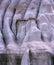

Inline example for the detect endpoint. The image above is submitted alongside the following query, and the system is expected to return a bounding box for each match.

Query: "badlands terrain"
[0,0,54,65]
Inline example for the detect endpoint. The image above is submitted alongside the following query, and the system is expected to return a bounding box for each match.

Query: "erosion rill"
[0,0,54,65]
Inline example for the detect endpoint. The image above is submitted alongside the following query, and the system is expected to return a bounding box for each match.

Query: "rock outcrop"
[0,0,54,65]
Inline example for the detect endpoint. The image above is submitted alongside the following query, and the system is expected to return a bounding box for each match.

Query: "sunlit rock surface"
[0,0,54,65]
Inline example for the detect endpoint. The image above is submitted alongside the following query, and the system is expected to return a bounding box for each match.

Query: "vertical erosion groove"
[12,0,32,36]
[0,0,54,65]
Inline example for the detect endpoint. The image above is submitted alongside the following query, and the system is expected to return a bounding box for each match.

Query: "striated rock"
[24,0,40,20]
[16,20,26,44]
[0,0,54,65]
[23,21,41,42]
[38,0,52,14]
[21,49,30,65]
[0,0,10,30]
[3,0,19,52]
[12,0,32,36]
[19,41,53,65]
[0,31,6,53]
[6,41,54,65]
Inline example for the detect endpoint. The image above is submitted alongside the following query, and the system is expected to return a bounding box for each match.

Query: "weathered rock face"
[0,0,54,65]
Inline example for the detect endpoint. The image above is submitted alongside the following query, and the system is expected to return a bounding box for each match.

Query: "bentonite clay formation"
[0,0,54,65]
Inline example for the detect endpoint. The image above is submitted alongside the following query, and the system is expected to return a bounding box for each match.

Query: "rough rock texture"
[0,0,54,65]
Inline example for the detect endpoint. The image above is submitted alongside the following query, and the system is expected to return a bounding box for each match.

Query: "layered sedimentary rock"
[0,0,54,65]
